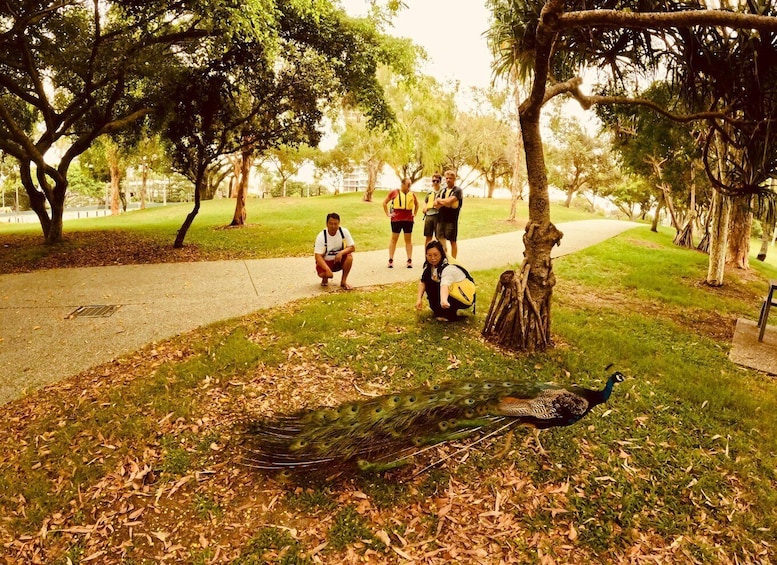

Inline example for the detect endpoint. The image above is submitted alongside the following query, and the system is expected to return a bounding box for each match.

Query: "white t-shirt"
[314,227,355,259]
[440,263,467,287]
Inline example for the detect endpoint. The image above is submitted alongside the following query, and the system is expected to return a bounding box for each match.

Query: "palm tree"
[481,0,777,351]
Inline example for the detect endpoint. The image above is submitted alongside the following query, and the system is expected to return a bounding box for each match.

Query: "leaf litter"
[0,313,774,564]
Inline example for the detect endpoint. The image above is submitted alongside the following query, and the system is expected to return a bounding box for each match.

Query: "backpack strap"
[323,227,346,255]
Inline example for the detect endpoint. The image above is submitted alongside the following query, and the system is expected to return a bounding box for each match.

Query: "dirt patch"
[0,232,207,274]
[556,281,737,342]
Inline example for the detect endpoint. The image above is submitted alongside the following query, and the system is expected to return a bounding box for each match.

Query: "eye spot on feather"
[290,439,308,451]
[438,420,449,431]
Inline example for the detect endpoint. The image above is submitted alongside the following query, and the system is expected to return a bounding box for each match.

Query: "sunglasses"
[432,179,441,183]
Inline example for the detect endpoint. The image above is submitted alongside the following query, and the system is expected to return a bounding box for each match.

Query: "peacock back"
[244,374,624,473]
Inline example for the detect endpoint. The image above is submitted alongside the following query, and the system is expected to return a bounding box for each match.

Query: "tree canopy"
[0,0,402,244]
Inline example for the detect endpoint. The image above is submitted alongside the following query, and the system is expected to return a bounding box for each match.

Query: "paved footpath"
[0,219,643,404]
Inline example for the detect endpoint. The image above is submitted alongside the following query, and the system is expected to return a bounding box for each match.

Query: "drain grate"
[66,305,121,319]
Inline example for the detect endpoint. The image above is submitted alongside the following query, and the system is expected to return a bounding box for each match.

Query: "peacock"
[244,371,625,474]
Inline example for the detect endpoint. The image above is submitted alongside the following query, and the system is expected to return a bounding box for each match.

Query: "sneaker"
[407,259,413,268]
[388,258,394,268]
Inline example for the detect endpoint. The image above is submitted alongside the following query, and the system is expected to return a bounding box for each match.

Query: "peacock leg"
[532,428,546,455]
[493,430,514,459]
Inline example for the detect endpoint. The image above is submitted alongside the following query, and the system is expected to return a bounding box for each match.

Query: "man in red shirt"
[382,178,419,268]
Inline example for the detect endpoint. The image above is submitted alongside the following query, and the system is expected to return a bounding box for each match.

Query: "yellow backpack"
[443,262,476,312]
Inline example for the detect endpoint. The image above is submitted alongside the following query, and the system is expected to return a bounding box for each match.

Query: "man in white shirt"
[314,212,356,290]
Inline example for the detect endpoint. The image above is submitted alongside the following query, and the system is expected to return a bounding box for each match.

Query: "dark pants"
[423,214,439,238]
[425,282,467,321]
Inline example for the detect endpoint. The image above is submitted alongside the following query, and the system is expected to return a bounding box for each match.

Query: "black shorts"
[437,220,458,242]
[423,214,439,238]
[391,220,414,234]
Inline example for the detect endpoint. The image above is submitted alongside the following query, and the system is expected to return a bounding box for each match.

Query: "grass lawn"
[1,203,776,563]
[0,192,599,273]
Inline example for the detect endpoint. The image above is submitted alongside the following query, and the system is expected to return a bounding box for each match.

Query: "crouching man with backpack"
[415,240,476,322]
[314,212,355,290]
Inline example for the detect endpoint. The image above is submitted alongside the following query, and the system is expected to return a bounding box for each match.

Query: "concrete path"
[0,219,643,404]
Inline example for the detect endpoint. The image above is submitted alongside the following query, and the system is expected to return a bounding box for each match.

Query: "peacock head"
[611,372,625,383]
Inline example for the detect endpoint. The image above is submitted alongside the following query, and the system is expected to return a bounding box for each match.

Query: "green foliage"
[193,493,223,520]
[327,505,383,552]
[66,161,105,201]
[285,488,337,513]
[159,435,193,476]
[238,527,312,565]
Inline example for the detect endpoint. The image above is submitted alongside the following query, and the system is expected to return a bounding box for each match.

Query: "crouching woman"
[416,240,474,322]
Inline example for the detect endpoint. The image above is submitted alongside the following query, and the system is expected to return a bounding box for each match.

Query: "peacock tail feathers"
[244,372,625,474]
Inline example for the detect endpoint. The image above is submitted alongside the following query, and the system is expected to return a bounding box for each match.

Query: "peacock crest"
[244,371,625,475]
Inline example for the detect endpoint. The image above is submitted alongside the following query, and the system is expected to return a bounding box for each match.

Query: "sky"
[341,1,495,91]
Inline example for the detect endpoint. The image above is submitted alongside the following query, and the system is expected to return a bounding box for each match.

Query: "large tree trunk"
[231,150,251,226]
[482,1,566,353]
[726,195,751,269]
[706,189,731,286]
[483,107,562,352]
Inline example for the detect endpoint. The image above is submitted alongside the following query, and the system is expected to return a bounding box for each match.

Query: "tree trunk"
[228,154,241,198]
[706,189,731,286]
[757,216,775,261]
[109,161,121,216]
[140,164,148,210]
[650,194,664,232]
[231,150,251,226]
[362,160,381,202]
[20,161,52,239]
[486,177,496,198]
[564,187,574,207]
[175,170,204,248]
[483,108,562,352]
[726,195,751,269]
[661,186,680,232]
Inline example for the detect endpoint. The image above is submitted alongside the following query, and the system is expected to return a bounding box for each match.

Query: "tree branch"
[568,87,741,125]
[558,9,777,33]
